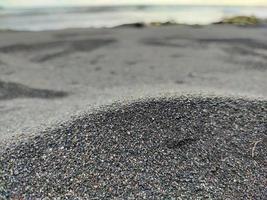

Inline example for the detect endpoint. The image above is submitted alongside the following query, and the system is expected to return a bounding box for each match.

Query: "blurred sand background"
[0,25,267,145]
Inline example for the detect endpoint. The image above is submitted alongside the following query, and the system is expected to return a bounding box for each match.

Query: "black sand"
[0,25,267,199]
[1,96,266,199]
[0,80,68,100]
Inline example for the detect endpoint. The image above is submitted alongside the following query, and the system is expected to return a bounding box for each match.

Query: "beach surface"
[0,25,266,198]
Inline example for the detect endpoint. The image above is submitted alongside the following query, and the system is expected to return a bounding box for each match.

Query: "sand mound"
[1,96,266,199]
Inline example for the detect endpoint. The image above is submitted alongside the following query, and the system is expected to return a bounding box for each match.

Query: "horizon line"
[2,3,267,9]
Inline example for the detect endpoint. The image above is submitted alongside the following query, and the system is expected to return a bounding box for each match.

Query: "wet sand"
[0,25,266,198]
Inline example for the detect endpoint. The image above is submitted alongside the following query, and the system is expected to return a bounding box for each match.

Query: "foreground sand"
[0,25,266,198]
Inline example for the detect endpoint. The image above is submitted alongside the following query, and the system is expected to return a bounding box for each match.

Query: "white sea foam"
[0,5,267,31]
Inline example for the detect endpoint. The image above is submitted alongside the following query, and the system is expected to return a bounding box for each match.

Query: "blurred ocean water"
[0,5,267,31]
